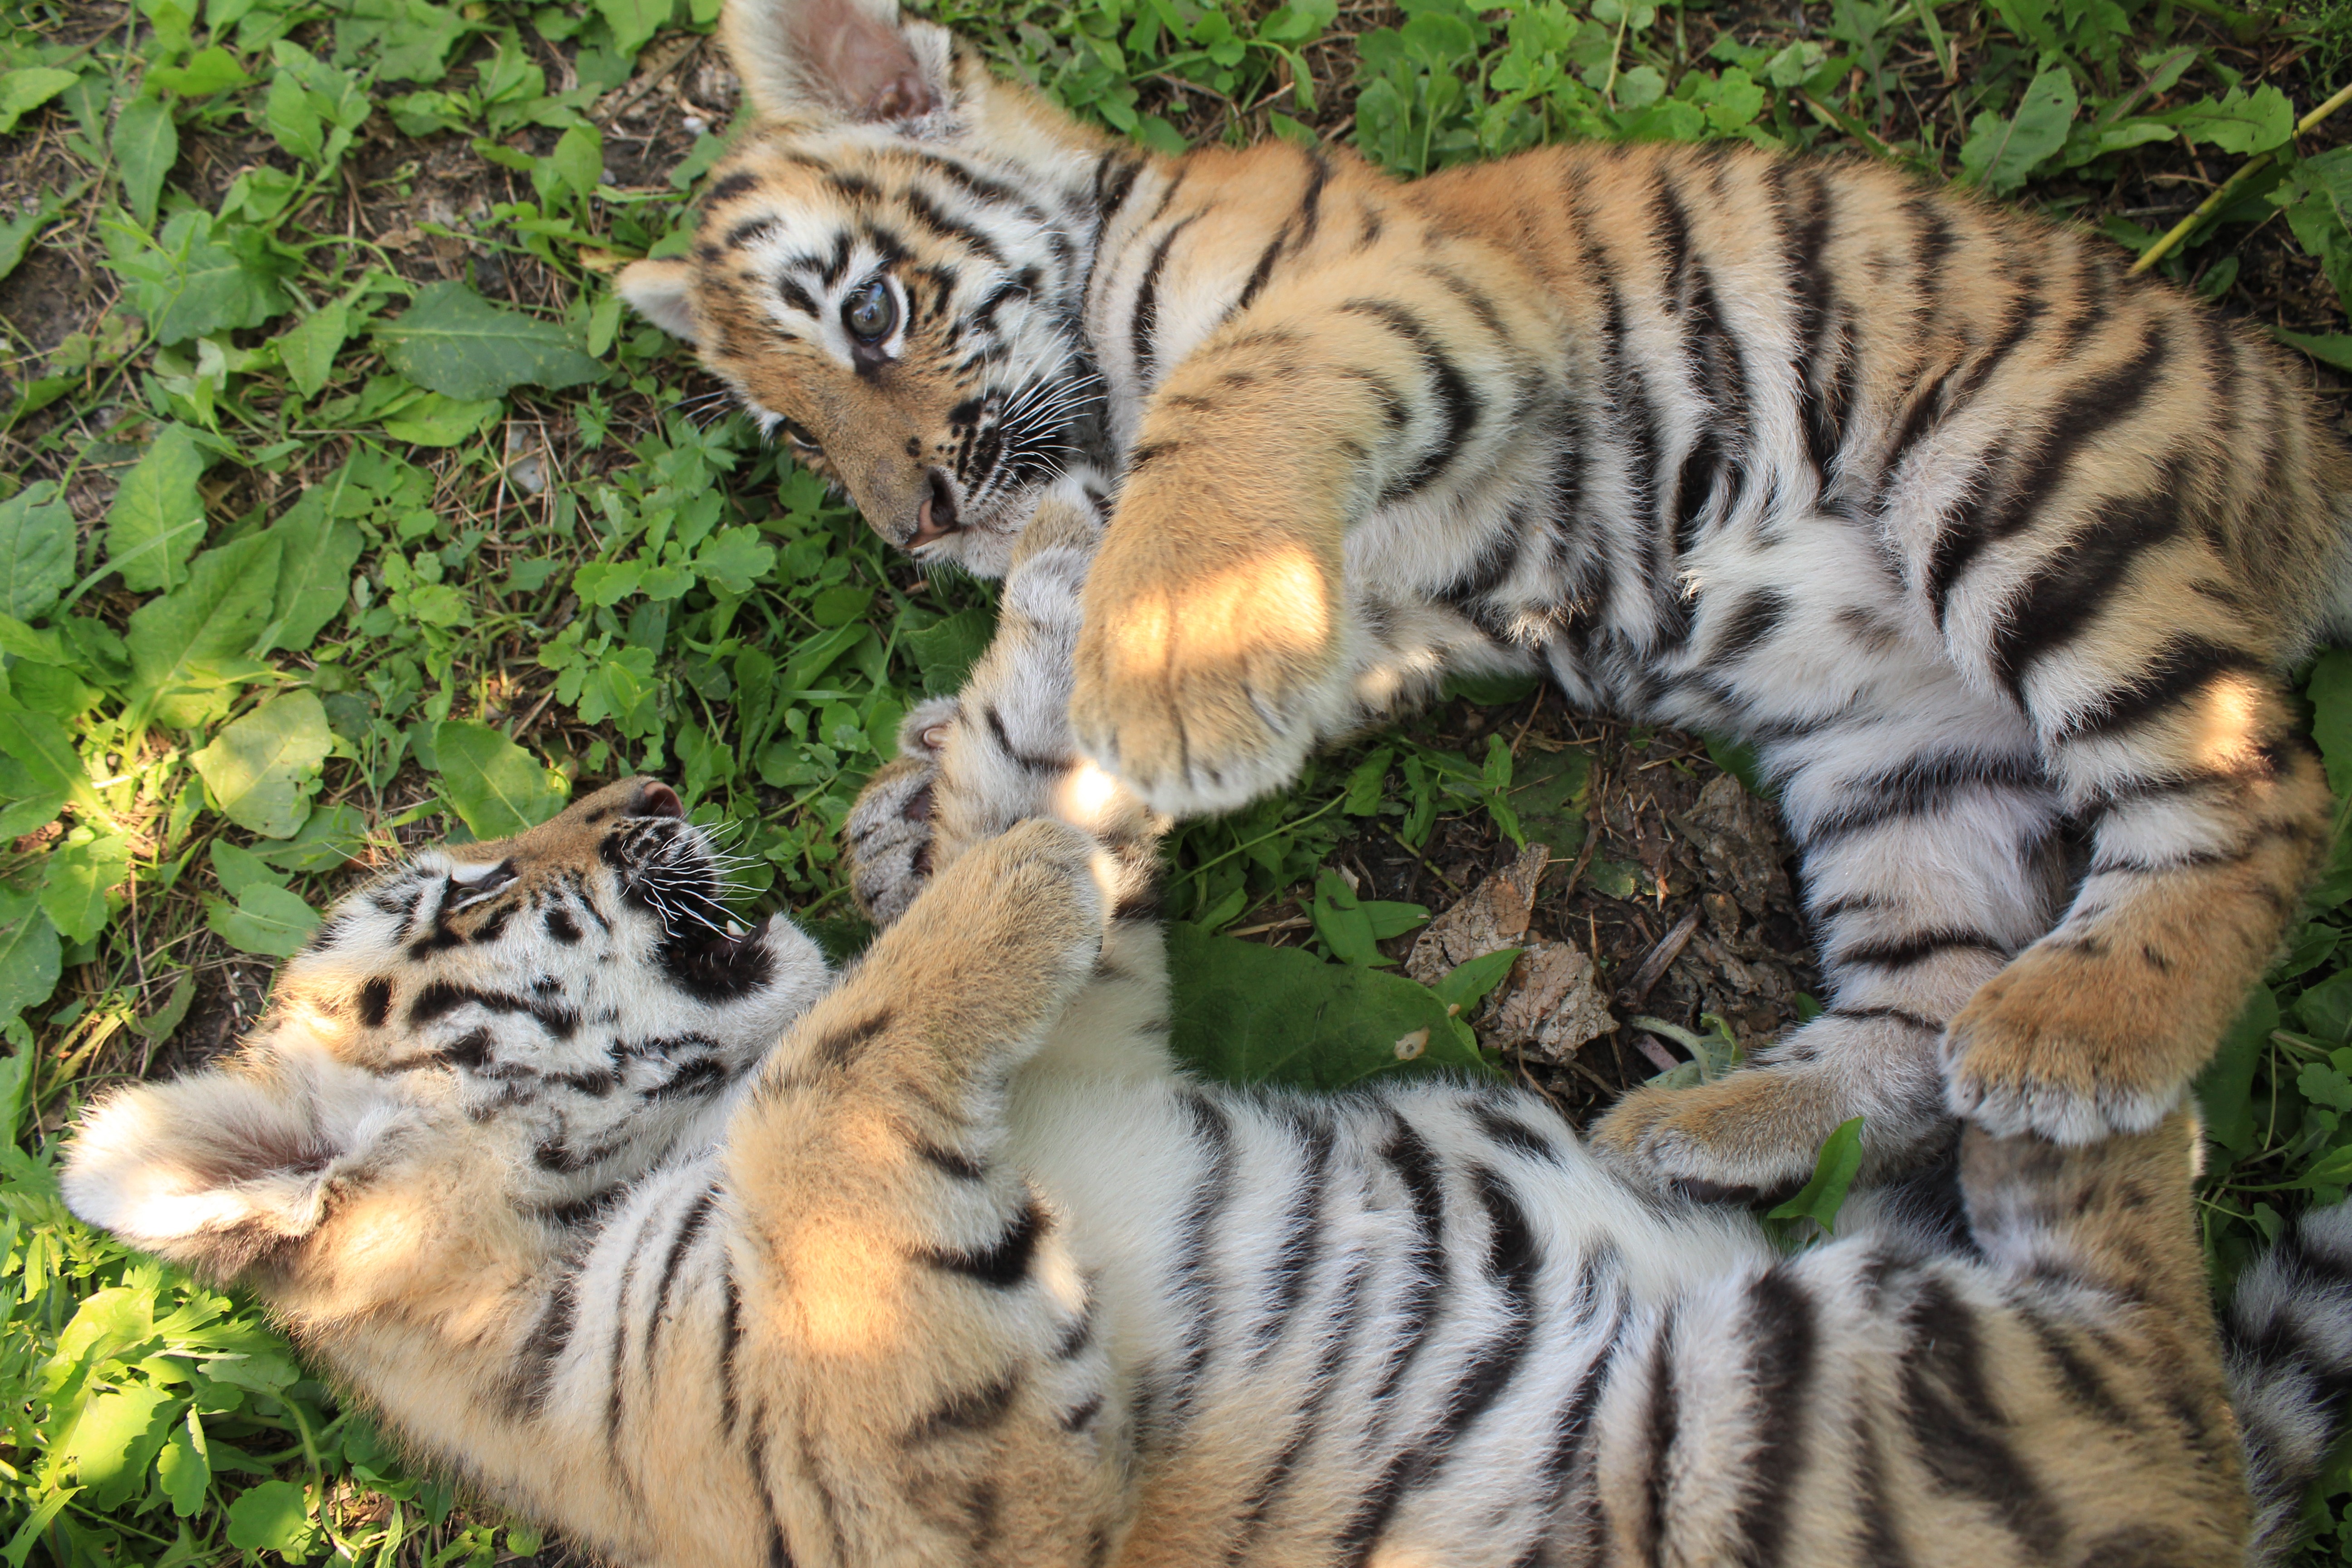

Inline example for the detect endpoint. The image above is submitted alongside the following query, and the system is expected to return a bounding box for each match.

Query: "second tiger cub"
[618,0,2352,1196]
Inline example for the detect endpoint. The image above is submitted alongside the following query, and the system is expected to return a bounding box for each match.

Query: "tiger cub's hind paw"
[844,698,958,927]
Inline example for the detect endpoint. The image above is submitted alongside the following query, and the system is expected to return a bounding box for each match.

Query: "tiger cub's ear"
[61,1037,415,1281]
[722,0,952,125]
[616,260,699,345]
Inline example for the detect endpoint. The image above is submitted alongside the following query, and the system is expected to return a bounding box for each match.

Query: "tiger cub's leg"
[723,818,1137,1564]
[1596,690,2068,1196]
[1947,673,2332,1140]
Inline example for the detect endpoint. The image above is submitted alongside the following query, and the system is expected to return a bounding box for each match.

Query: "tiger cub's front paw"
[1590,1017,1954,1201]
[1942,940,2214,1143]
[1071,534,1352,817]
[844,699,957,926]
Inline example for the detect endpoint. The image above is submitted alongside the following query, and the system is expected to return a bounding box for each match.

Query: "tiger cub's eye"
[843,277,897,343]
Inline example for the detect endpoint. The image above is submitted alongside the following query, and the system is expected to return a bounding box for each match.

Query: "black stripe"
[1989,476,2187,702]
[1129,216,1198,385]
[916,1140,987,1181]
[1727,1269,1816,1566]
[1338,299,1479,501]
[511,1254,586,1415]
[1472,1102,1562,1164]
[1256,1112,1336,1355]
[717,1263,743,1433]
[983,703,1063,773]
[1803,750,2043,846]
[921,1193,1049,1287]
[900,187,1006,269]
[1709,588,1788,666]
[1524,1269,1631,1567]
[1338,1167,1541,1567]
[745,1414,794,1568]
[1372,1109,1447,1403]
[1227,1261,1365,1564]
[1161,1094,1236,1431]
[2015,1302,2134,1427]
[812,1008,892,1071]
[908,1372,1023,1443]
[1926,325,2171,622]
[1900,1276,2061,1558]
[2057,634,2268,743]
[1829,1004,1945,1034]
[1637,1304,1682,1563]
[1094,151,1144,228]
[1296,148,1331,245]
[643,1187,720,1374]
[1838,927,2009,970]
[357,977,392,1027]
[1234,231,1287,316]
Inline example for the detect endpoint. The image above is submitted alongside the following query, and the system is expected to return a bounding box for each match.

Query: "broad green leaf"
[901,607,994,693]
[810,585,872,626]
[2277,328,2352,375]
[147,45,251,96]
[2308,649,2352,799]
[59,1382,178,1511]
[549,123,602,202]
[157,1409,210,1517]
[0,67,77,134]
[374,282,605,400]
[693,526,775,595]
[433,720,565,838]
[211,839,290,899]
[225,1478,317,1554]
[260,495,364,654]
[118,211,289,345]
[265,65,323,162]
[112,94,178,227]
[2170,84,2294,156]
[1432,946,1523,1014]
[105,423,211,594]
[39,833,131,946]
[1342,747,1395,816]
[253,801,368,872]
[0,205,51,285]
[125,532,282,730]
[1166,922,1495,1089]
[191,691,334,838]
[1764,1117,1867,1236]
[381,391,502,446]
[1959,63,2076,196]
[2295,1141,2352,1191]
[206,885,321,958]
[274,301,348,400]
[0,707,98,818]
[0,481,74,622]
[0,888,60,1029]
[598,0,671,57]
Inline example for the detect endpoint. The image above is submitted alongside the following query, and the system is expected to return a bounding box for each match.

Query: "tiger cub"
[618,0,2352,1198]
[62,479,2352,1567]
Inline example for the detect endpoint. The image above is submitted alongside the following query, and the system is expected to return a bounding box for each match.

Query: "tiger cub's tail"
[2228,1198,2352,1563]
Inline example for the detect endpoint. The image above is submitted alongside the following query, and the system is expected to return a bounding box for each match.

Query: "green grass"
[1,0,2350,1558]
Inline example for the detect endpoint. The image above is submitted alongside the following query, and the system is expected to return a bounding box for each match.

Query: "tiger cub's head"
[617,0,1117,577]
[62,779,829,1290]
